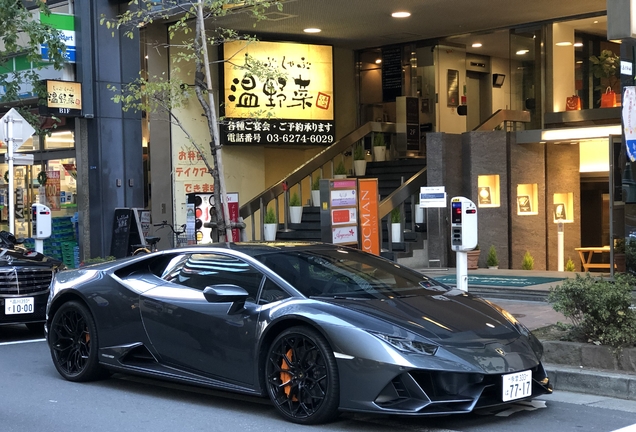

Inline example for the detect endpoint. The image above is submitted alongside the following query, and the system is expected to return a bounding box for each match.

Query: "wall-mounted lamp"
[492,73,505,88]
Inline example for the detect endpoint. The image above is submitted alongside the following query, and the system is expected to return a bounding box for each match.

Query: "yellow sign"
[223,41,333,121]
[47,80,82,110]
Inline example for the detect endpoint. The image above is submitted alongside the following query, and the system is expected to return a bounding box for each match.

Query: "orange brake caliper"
[280,349,298,400]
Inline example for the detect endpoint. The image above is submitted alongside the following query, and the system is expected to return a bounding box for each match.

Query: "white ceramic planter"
[353,160,367,176]
[263,223,277,241]
[415,206,425,224]
[311,190,320,207]
[373,146,386,162]
[289,206,303,224]
[334,174,347,179]
[391,223,402,243]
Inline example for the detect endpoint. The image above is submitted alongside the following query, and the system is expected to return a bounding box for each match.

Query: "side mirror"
[203,284,249,303]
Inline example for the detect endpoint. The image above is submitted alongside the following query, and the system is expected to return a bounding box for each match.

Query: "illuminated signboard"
[222,41,334,146]
[39,80,82,117]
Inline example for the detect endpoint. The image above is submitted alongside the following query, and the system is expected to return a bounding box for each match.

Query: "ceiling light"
[303,28,321,33]
[556,41,572,46]
[573,42,583,47]
[375,59,382,64]
[594,20,599,24]
[391,11,411,18]
[516,49,529,55]
[472,43,482,48]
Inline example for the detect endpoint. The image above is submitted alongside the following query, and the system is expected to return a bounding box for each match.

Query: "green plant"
[312,175,321,190]
[615,238,626,254]
[82,256,116,266]
[548,273,636,349]
[521,251,534,270]
[289,192,301,207]
[264,206,277,224]
[565,257,576,272]
[334,160,347,175]
[391,207,400,223]
[353,142,365,160]
[590,49,620,92]
[486,245,499,267]
[373,133,385,147]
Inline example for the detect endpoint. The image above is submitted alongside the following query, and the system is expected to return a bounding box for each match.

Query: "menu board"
[320,179,359,246]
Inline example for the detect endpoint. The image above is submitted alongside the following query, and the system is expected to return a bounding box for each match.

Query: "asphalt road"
[2,324,636,432]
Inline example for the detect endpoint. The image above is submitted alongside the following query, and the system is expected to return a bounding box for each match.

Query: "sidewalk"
[415,266,636,401]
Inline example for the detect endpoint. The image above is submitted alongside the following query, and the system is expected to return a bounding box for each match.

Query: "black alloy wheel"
[265,326,339,424]
[48,301,109,382]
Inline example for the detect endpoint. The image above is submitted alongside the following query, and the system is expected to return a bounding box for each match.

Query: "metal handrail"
[239,122,400,238]
[378,167,427,219]
[472,109,531,131]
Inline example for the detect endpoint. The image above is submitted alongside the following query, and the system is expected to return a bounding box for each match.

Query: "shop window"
[477,174,500,208]
[516,183,538,215]
[553,192,574,223]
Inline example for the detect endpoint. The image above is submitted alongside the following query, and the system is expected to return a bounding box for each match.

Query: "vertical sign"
[46,170,61,211]
[623,86,636,162]
[381,47,402,102]
[358,179,380,255]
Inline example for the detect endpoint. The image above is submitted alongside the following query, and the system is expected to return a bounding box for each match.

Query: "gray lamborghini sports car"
[46,242,551,424]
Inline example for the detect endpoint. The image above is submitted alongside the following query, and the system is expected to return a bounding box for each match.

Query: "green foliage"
[264,206,277,224]
[548,273,636,348]
[334,160,346,175]
[565,257,576,272]
[289,192,300,207]
[0,0,67,135]
[486,245,499,267]
[589,49,620,92]
[615,238,626,254]
[373,133,385,147]
[521,251,534,270]
[312,175,321,190]
[391,207,400,224]
[353,142,365,160]
[82,256,116,266]
[627,240,636,274]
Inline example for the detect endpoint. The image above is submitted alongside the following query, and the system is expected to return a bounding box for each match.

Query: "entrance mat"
[431,275,565,288]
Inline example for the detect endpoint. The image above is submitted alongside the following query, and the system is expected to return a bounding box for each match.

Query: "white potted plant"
[373,133,386,162]
[263,206,277,241]
[353,142,367,176]
[311,176,321,207]
[289,192,303,224]
[334,159,347,179]
[390,207,402,242]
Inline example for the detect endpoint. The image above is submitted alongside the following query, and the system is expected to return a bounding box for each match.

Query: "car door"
[139,252,264,386]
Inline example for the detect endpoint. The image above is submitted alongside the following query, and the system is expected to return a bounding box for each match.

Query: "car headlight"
[370,332,438,356]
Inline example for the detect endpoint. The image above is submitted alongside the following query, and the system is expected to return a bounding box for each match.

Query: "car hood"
[0,247,63,268]
[321,292,521,347]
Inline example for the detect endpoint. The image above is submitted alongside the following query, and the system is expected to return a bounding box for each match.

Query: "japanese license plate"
[502,370,532,402]
[5,297,35,315]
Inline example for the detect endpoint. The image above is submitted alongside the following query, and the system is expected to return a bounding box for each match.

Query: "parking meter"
[450,197,478,251]
[450,197,478,292]
[31,204,52,253]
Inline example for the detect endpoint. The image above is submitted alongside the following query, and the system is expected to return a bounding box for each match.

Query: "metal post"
[557,222,564,272]
[6,118,14,234]
[456,251,468,292]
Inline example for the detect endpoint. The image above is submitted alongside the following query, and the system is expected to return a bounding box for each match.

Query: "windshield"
[255,248,448,299]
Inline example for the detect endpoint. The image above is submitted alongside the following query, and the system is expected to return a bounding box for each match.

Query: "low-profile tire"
[265,326,340,425]
[48,300,109,382]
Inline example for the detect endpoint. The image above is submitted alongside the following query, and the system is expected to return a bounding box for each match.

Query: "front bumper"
[0,291,48,325]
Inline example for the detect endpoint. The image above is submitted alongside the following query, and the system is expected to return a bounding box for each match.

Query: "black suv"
[0,232,63,331]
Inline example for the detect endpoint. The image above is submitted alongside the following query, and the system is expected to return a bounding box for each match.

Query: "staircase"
[277,158,428,261]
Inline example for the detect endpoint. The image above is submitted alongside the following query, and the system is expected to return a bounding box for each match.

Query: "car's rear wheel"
[48,301,109,382]
[265,326,339,424]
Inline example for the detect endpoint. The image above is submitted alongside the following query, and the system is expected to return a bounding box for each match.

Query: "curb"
[545,363,636,400]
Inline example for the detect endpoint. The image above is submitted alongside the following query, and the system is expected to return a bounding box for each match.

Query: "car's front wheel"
[265,326,339,424]
[48,301,109,382]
